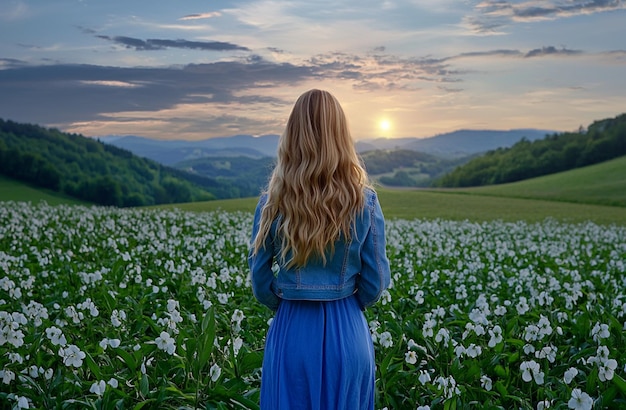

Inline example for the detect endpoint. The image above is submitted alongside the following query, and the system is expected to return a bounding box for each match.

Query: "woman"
[248,89,391,409]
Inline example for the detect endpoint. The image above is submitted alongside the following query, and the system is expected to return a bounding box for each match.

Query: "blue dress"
[260,294,375,409]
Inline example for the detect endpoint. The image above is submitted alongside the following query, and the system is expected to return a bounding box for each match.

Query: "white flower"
[167,299,179,312]
[535,345,557,363]
[563,367,578,384]
[435,328,450,345]
[494,305,507,316]
[433,375,460,399]
[210,363,222,382]
[537,399,551,410]
[44,368,53,380]
[598,358,617,382]
[155,331,176,355]
[568,388,593,410]
[524,325,539,342]
[417,406,430,410]
[480,375,492,391]
[524,344,536,354]
[27,365,39,378]
[231,309,245,323]
[100,337,121,349]
[405,351,417,365]
[418,370,431,385]
[1,369,16,384]
[58,344,86,368]
[488,325,503,347]
[108,378,119,388]
[380,289,392,305]
[591,322,610,342]
[89,380,106,396]
[520,360,544,385]
[422,314,436,338]
[217,293,229,304]
[466,343,482,358]
[379,331,393,348]
[232,337,243,356]
[454,344,466,358]
[15,395,30,409]
[537,315,553,338]
[111,309,126,327]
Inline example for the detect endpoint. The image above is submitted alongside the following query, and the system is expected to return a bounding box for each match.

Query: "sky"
[0,0,625,141]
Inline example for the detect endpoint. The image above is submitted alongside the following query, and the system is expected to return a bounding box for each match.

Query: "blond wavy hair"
[253,89,369,268]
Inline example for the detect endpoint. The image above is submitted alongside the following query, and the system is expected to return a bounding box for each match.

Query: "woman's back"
[248,89,391,409]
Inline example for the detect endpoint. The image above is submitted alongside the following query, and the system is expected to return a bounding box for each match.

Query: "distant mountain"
[99,134,280,165]
[100,129,554,165]
[358,129,554,158]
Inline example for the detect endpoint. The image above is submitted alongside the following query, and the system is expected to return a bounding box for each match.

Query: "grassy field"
[155,187,626,226]
[445,155,626,207]
[0,175,87,206]
[2,159,626,225]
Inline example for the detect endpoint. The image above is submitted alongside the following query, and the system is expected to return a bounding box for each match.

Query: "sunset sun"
[379,119,391,132]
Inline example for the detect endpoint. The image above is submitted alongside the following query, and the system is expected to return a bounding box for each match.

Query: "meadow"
[449,156,626,208]
[1,200,625,409]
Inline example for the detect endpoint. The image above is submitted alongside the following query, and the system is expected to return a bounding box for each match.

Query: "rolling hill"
[436,113,626,187]
[446,155,626,207]
[0,119,238,206]
[3,162,625,225]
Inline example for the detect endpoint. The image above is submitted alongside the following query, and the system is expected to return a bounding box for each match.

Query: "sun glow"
[379,119,391,132]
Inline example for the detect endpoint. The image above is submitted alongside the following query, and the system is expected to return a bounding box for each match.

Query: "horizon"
[93,125,561,143]
[1,1,625,140]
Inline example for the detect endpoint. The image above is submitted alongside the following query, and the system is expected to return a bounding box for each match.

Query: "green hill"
[154,187,626,226]
[0,175,88,206]
[0,118,240,207]
[447,155,626,207]
[360,149,472,187]
[436,113,626,187]
[4,173,624,225]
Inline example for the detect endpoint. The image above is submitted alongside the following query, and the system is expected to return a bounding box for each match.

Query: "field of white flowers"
[1,201,625,409]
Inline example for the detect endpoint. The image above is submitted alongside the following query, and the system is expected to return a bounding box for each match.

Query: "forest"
[0,119,239,206]
[435,113,626,187]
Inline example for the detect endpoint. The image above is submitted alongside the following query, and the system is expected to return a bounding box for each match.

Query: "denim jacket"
[248,188,391,311]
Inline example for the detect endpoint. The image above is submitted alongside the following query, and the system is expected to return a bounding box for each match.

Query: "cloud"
[467,0,626,33]
[0,41,616,138]
[0,58,27,68]
[524,46,582,58]
[179,12,222,21]
[96,35,250,51]
[0,58,314,126]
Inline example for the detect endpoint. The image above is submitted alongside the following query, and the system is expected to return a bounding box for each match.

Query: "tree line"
[434,113,626,187]
[358,149,473,187]
[0,119,232,207]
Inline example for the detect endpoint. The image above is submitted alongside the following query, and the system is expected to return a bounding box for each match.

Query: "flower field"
[1,201,625,409]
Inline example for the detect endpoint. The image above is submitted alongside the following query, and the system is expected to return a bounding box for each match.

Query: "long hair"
[253,89,369,268]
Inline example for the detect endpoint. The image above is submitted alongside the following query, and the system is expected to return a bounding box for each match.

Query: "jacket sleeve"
[248,196,281,311]
[356,192,391,310]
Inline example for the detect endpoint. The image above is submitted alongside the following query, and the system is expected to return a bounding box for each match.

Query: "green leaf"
[140,374,149,397]
[114,348,137,372]
[494,381,508,397]
[84,352,102,379]
[197,308,216,374]
[132,399,156,410]
[443,397,458,410]
[613,374,626,395]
